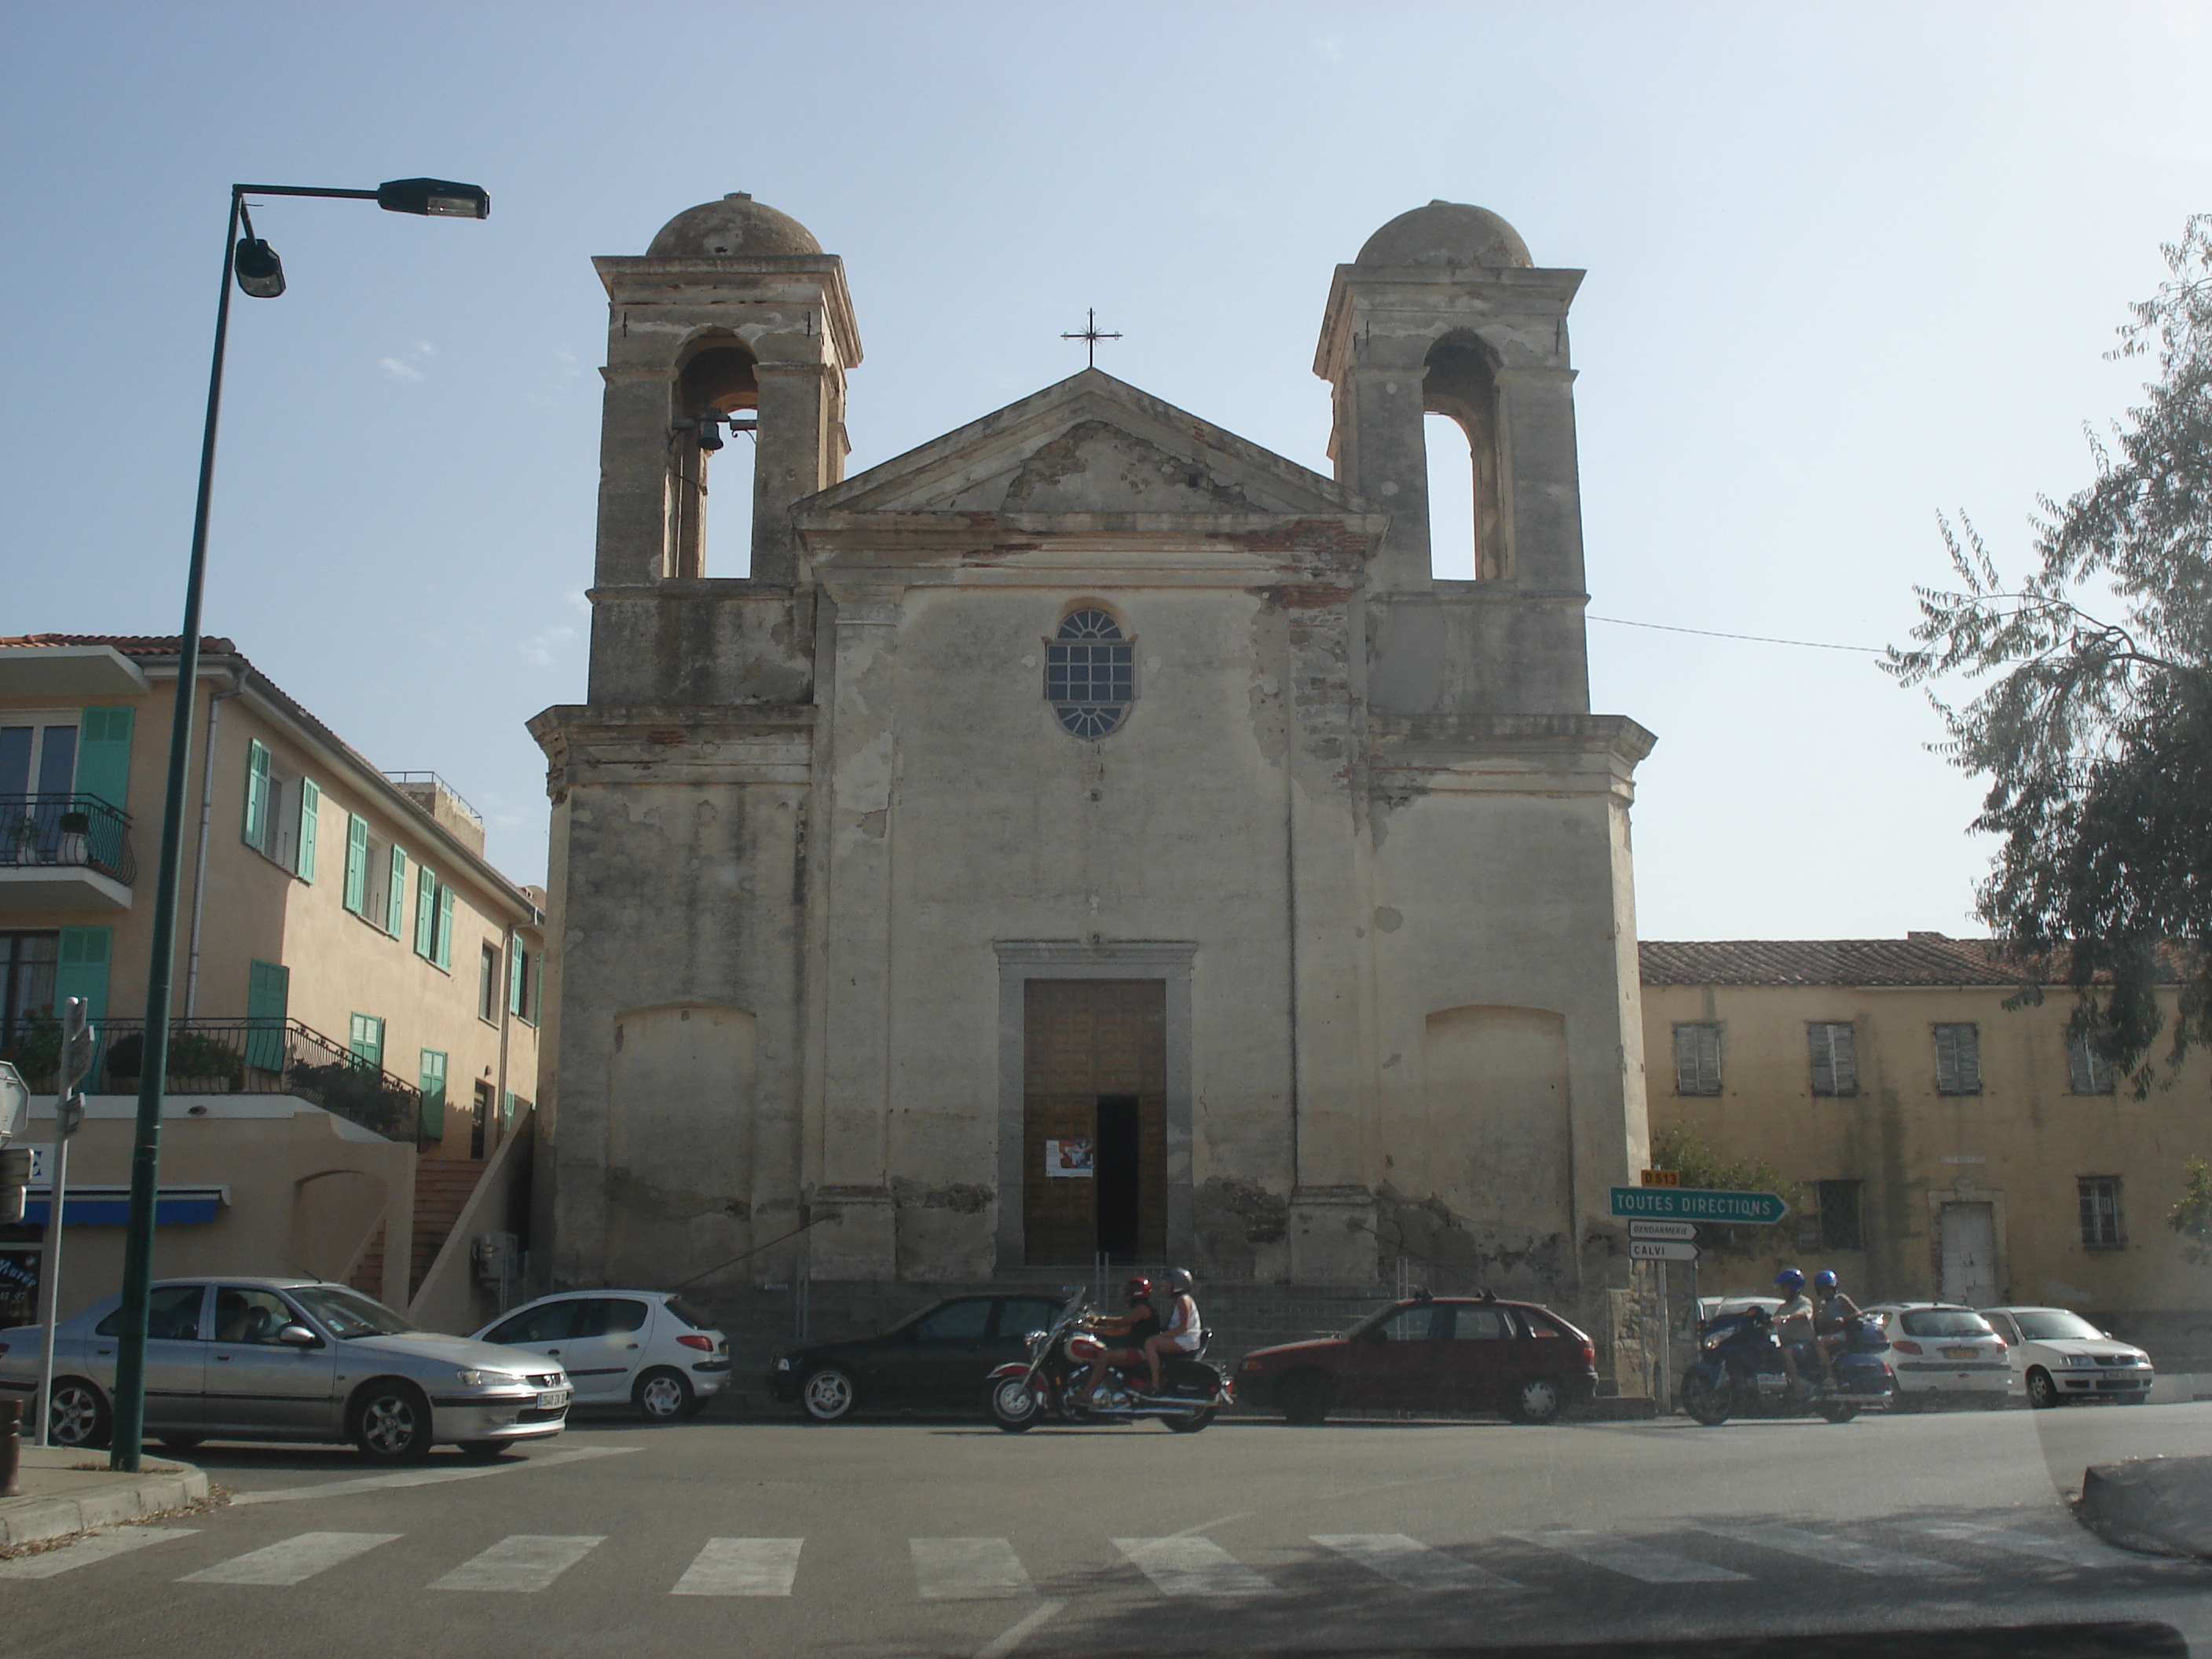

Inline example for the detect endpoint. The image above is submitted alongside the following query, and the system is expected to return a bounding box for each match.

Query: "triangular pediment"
[798,369,1378,520]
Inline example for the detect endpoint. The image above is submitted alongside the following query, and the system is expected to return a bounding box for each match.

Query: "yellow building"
[0,635,544,1330]
[1641,935,2212,1367]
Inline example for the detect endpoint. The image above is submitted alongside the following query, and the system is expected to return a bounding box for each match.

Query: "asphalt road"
[5,1402,2211,1659]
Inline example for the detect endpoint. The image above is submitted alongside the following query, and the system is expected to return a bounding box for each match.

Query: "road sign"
[1629,1239,1698,1263]
[1639,1169,1680,1188]
[1610,1185,1789,1224]
[1628,1219,1697,1243]
[0,1061,25,1143]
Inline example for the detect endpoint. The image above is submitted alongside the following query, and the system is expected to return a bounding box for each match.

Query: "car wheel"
[1280,1372,1335,1426]
[459,1440,507,1461]
[157,1434,206,1452]
[2024,1368,2060,1410]
[987,1377,1042,1432]
[350,1379,434,1463]
[1163,1406,1216,1434]
[800,1366,858,1423]
[1817,1402,1859,1424]
[46,1377,112,1450]
[1509,1375,1566,1426]
[634,1367,694,1423]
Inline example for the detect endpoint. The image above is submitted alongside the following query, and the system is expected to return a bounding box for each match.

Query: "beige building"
[1641,935,2212,1365]
[0,635,544,1329]
[531,192,1656,1335]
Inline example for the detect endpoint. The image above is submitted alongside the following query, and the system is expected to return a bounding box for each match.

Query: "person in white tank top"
[1144,1269,1202,1391]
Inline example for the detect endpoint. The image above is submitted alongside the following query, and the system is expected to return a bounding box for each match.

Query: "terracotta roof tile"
[1639,936,2190,987]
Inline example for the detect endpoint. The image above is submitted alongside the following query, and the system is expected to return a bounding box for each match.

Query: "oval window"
[1045,609,1133,738]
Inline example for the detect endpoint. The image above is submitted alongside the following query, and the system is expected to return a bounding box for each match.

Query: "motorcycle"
[1679,1307,1894,1425]
[985,1292,1234,1433]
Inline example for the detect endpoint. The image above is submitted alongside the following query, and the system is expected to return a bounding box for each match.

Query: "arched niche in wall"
[1422,1005,1571,1248]
[289,1168,387,1285]
[666,336,760,579]
[1422,336,1507,581]
[606,1003,758,1276]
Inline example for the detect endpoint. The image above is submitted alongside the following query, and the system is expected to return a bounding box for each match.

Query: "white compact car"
[472,1291,730,1421]
[1979,1306,2154,1408]
[1866,1303,2011,1409]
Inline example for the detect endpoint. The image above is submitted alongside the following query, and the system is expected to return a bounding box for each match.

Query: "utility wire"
[1587,615,1883,654]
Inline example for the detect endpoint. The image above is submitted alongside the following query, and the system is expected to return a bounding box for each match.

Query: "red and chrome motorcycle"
[985,1292,1232,1433]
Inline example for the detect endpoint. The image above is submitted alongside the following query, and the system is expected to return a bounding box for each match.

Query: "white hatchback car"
[472,1291,730,1422]
[1979,1306,2155,1408]
[1866,1303,2010,1409]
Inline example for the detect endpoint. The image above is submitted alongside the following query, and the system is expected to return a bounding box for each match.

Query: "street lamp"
[105,178,489,1472]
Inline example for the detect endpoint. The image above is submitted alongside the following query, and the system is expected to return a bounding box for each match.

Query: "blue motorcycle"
[1679,1307,1894,1424]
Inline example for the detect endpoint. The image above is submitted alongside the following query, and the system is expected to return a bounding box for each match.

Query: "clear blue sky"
[3,2,2205,938]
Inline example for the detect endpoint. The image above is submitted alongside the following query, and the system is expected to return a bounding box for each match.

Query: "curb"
[0,1462,211,1548]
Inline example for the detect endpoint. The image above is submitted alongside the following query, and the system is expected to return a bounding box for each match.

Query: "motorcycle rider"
[1773,1267,1816,1390]
[1812,1268,1862,1379]
[1083,1276,1161,1403]
[1141,1268,1203,1393]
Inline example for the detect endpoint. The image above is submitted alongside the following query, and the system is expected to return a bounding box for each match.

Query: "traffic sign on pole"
[1610,1185,1789,1224]
[1628,1220,1697,1243]
[1630,1239,1699,1263]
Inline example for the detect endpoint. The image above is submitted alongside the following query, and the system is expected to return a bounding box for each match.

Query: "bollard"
[0,1397,20,1497]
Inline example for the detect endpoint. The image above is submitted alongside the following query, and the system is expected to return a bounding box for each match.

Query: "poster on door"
[1045,1138,1093,1177]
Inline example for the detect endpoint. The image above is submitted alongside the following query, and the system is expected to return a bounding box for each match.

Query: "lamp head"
[233,236,286,298]
[376,178,491,218]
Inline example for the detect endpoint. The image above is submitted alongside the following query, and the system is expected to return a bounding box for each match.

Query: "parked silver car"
[0,1276,572,1463]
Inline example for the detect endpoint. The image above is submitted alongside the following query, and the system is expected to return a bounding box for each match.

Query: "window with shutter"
[1672,1023,1723,1095]
[242,738,271,851]
[419,1048,448,1142]
[1815,1179,1864,1251]
[53,925,112,1027]
[509,947,527,1018]
[2067,1031,2116,1095]
[434,883,455,970]
[2078,1177,2123,1247]
[415,868,438,958]
[342,814,368,914]
[295,778,319,882]
[385,846,407,936]
[347,1012,384,1070]
[74,705,134,813]
[245,959,289,1071]
[1807,1021,1859,1097]
[1933,1023,1982,1094]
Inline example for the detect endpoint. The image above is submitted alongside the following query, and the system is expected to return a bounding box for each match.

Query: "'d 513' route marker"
[1610,1185,1789,1225]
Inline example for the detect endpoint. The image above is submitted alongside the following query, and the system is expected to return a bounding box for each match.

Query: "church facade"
[529,194,1657,1314]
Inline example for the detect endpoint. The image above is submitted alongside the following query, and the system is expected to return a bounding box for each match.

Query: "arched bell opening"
[666,339,760,578]
[1422,339,1507,581]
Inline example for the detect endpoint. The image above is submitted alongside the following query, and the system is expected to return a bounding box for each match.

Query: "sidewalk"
[0,1448,210,1547]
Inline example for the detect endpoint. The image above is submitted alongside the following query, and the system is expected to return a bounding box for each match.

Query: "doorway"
[471,1080,495,1159]
[1023,980,1166,1265]
[1939,1202,1998,1306]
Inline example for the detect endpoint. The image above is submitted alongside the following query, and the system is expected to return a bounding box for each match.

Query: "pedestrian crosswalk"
[9,1517,2194,1600]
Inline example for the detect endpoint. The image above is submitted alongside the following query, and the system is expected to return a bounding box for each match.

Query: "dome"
[646,192,821,258]
[1356,200,1532,271]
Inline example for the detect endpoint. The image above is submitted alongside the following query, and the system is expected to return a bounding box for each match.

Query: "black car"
[768,1292,1069,1421]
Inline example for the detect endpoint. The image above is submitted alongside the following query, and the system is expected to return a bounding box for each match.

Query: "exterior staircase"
[347,1221,386,1298]
[409,1158,489,1299]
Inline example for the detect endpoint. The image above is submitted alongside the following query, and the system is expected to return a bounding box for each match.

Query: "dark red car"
[1235,1293,1599,1425]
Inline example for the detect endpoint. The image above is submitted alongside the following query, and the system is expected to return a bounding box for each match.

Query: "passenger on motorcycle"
[1773,1267,1815,1388]
[1143,1269,1202,1393]
[1812,1269,1862,1379]
[1084,1277,1161,1403]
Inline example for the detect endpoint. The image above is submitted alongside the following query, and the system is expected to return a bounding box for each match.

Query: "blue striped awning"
[21,1187,226,1226]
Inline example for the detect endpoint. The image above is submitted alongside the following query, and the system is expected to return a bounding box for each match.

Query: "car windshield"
[2009,1309,2107,1342]
[1899,1309,1996,1339]
[289,1287,416,1339]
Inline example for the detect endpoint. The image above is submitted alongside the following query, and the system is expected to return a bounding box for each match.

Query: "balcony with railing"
[0,793,136,909]
[0,1016,425,1146]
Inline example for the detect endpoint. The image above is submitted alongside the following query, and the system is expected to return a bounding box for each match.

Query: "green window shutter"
[343,813,368,914]
[415,868,438,958]
[386,847,407,936]
[245,959,290,1071]
[434,884,455,970]
[295,778,320,882]
[74,705,134,813]
[53,926,112,1026]
[348,1013,384,1070]
[242,738,270,851]
[419,1049,448,1142]
[509,947,526,1016]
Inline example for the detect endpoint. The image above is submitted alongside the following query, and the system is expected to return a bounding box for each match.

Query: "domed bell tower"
[1315,201,1590,715]
[586,193,862,698]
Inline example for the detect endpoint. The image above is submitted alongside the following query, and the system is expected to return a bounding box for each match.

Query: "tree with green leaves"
[2171,1157,2212,1267]
[1648,1126,1800,1259]
[1886,215,2212,1084]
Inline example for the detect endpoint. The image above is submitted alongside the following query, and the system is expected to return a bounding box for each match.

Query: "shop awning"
[22,1186,228,1226]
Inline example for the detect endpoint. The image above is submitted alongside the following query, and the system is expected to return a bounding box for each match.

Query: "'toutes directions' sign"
[1628,1220,1697,1243]
[1628,1240,1699,1263]
[1610,1185,1789,1225]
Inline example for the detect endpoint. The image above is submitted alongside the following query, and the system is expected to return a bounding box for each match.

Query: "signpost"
[35,999,91,1448]
[1628,1220,1697,1243]
[1629,1239,1698,1263]
[1610,1186,1789,1225]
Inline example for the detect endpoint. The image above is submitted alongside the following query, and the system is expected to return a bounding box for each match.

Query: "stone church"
[529,192,1657,1320]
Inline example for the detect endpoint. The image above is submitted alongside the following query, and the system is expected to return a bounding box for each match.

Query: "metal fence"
[0,1016,424,1145]
[0,793,136,884]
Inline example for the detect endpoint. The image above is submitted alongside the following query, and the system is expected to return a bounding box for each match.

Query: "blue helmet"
[1814,1269,1839,1291]
[1775,1267,1806,1292]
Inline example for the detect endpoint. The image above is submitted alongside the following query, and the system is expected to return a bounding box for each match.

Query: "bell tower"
[1315,200,1589,714]
[590,192,862,593]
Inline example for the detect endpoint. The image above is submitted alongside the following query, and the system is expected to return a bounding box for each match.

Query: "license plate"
[1943,1347,1980,1360]
[537,1388,571,1410]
